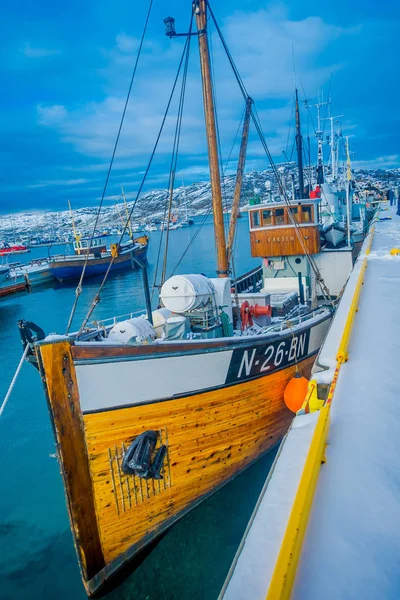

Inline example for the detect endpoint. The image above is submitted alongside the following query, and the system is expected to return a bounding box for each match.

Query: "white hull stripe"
[75,317,331,414]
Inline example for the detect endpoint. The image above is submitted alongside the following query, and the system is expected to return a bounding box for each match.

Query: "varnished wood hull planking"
[38,338,315,595]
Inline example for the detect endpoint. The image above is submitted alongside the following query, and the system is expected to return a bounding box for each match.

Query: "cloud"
[215,4,351,99]
[21,43,60,58]
[28,3,375,211]
[115,33,139,54]
[37,104,67,126]
[27,178,88,189]
[353,155,400,169]
[35,4,353,176]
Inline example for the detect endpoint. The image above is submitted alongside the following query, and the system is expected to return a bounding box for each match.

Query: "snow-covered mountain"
[1,166,399,240]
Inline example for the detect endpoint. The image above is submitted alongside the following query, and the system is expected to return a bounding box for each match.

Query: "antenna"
[291,44,297,90]
[323,114,344,181]
[306,95,330,185]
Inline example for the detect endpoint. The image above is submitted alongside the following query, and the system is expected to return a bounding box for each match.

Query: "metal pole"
[295,89,304,198]
[298,271,305,305]
[226,97,252,264]
[132,256,153,325]
[346,181,351,248]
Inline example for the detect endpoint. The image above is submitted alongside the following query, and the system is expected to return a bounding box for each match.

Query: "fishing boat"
[49,234,149,281]
[8,259,54,286]
[0,241,30,256]
[323,221,346,247]
[17,3,360,595]
[308,100,368,250]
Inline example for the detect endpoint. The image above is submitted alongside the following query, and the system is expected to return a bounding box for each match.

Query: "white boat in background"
[323,222,346,247]
[144,223,158,232]
[0,264,10,285]
[8,259,54,287]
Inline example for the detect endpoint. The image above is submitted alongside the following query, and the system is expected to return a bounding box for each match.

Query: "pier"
[220,202,400,600]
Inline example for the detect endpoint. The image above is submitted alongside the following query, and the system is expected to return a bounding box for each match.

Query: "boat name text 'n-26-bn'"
[225,331,310,383]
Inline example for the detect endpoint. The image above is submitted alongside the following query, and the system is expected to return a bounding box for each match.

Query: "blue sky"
[1,0,399,213]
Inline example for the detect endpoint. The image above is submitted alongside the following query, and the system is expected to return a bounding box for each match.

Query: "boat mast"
[326,114,343,182]
[194,0,228,277]
[181,173,189,221]
[226,96,252,264]
[345,135,352,248]
[121,186,134,241]
[68,200,81,254]
[313,96,329,185]
[295,88,304,198]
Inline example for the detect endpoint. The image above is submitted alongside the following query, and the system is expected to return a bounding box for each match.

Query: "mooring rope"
[0,344,29,419]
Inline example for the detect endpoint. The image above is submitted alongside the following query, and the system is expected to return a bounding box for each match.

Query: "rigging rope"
[161,20,192,285]
[77,14,194,336]
[170,205,213,276]
[0,345,29,419]
[66,0,154,334]
[168,105,246,280]
[208,1,332,302]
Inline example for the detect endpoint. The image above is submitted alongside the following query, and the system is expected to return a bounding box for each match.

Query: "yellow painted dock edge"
[266,405,330,600]
[266,226,375,599]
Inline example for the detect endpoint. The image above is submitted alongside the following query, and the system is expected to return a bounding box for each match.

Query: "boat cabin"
[248,199,321,258]
[73,235,107,257]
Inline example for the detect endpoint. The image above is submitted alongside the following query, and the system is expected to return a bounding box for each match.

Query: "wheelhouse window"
[287,207,299,223]
[251,210,261,228]
[274,208,285,225]
[262,209,272,226]
[301,205,313,223]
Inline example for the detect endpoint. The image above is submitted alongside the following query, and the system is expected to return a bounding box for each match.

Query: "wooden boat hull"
[49,241,148,281]
[9,264,54,287]
[0,280,27,297]
[35,312,331,595]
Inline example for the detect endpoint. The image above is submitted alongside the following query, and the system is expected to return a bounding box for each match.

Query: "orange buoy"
[284,373,309,413]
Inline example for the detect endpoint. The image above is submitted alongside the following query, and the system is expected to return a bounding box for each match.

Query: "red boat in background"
[0,242,30,256]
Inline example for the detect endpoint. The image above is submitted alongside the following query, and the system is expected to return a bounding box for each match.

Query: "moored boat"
[0,264,9,285]
[8,259,54,287]
[17,2,357,596]
[49,234,149,281]
[323,222,346,247]
[0,242,30,256]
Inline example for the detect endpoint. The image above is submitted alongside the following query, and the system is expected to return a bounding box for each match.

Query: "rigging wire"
[66,0,154,334]
[169,103,246,280]
[208,17,230,234]
[170,205,213,277]
[207,1,331,301]
[76,14,194,336]
[161,21,192,285]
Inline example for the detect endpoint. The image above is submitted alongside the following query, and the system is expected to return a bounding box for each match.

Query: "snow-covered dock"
[220,203,400,600]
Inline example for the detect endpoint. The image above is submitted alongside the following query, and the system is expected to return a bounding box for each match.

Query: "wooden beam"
[195,0,229,277]
[38,341,105,588]
[227,97,253,264]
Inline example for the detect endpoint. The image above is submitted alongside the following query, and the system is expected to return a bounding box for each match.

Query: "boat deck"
[220,202,400,600]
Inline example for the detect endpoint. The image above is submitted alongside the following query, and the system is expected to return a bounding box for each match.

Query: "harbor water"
[0,216,279,600]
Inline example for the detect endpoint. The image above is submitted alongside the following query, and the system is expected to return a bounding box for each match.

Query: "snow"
[312,230,374,382]
[293,205,400,600]
[221,412,319,600]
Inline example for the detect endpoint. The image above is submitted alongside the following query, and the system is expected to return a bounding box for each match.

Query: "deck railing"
[232,265,263,293]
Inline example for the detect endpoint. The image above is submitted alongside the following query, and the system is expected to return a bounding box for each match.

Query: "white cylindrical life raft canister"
[160,274,215,313]
[108,317,156,345]
[151,308,172,338]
